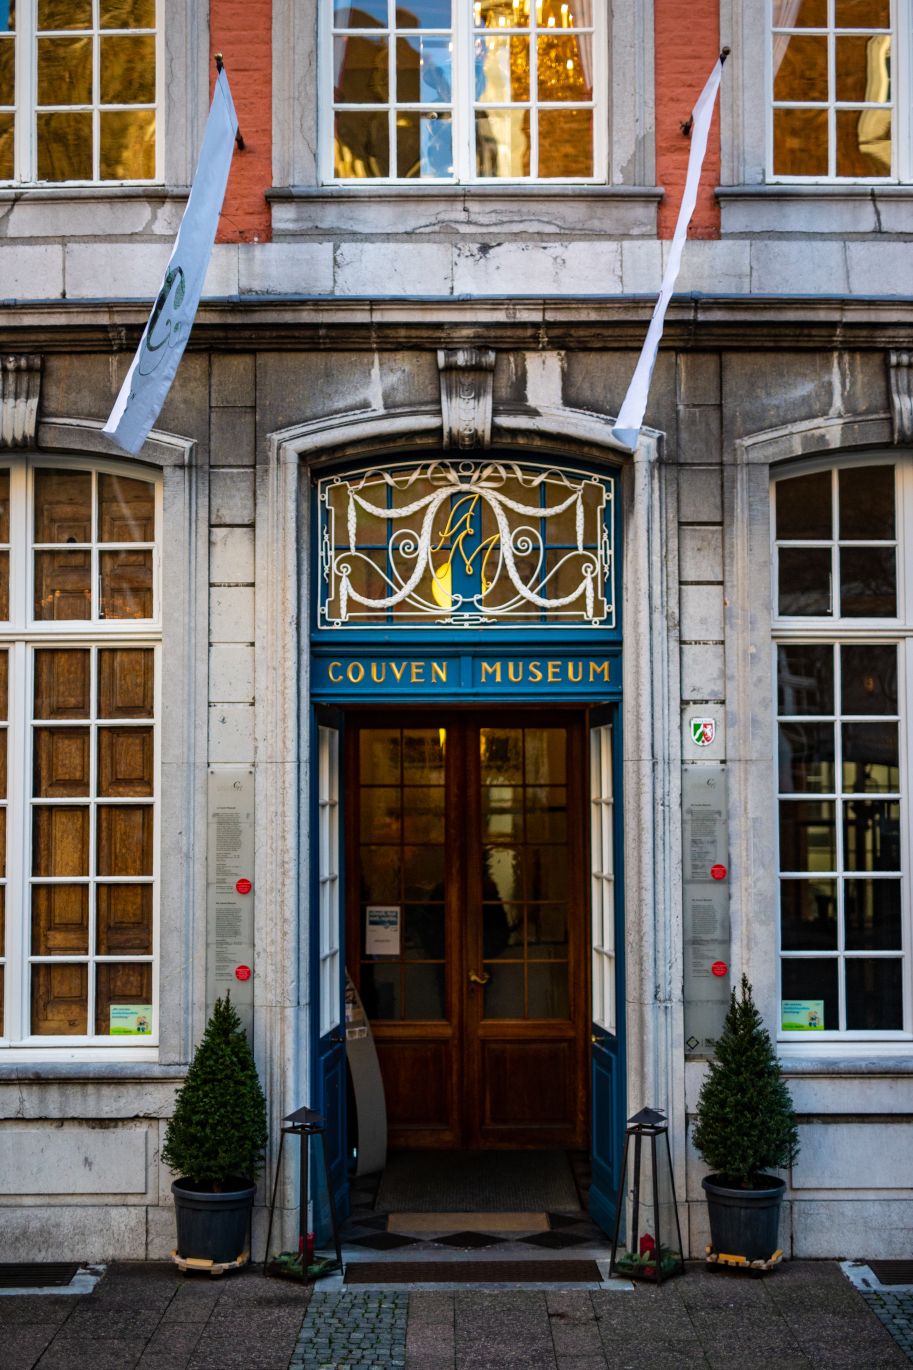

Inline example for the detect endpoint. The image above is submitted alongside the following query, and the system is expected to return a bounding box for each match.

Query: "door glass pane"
[525,729,566,783]
[403,903,445,959]
[480,728,523,783]
[528,963,569,1019]
[482,785,524,842]
[403,844,444,899]
[360,786,402,841]
[403,964,444,1019]
[527,903,568,957]
[360,845,401,903]
[483,901,522,958]
[483,845,522,903]
[361,963,401,1019]
[402,785,444,842]
[527,848,568,901]
[360,729,400,783]
[483,962,523,1017]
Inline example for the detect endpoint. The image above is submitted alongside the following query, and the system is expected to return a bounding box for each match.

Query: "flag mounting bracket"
[214,53,246,149]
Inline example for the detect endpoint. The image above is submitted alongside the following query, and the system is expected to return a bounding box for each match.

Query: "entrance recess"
[348,711,588,1150]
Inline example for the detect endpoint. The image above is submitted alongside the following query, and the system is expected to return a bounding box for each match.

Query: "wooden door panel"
[375,1037,460,1147]
[479,1039,578,1139]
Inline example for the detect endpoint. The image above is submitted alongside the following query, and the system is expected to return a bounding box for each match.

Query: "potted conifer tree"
[162,994,269,1267]
[692,975,799,1262]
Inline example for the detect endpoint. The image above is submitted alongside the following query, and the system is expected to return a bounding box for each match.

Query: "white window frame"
[772,455,913,1044]
[319,0,609,185]
[766,0,913,184]
[0,457,162,1056]
[2,0,164,187]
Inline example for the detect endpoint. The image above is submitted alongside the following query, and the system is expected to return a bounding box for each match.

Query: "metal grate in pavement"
[0,1263,79,1288]
[872,1262,913,1286]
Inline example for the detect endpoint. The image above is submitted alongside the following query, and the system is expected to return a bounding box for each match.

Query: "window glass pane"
[475,36,530,102]
[779,799,837,871]
[397,111,453,177]
[38,1,92,26]
[841,644,896,714]
[396,35,451,101]
[99,549,154,618]
[537,35,593,101]
[35,469,92,543]
[95,961,152,1035]
[839,466,894,539]
[0,113,13,181]
[334,35,389,101]
[782,958,838,1030]
[528,963,569,1019]
[334,0,388,27]
[33,727,91,797]
[780,878,837,949]
[836,108,891,176]
[841,721,899,792]
[0,552,9,621]
[773,108,828,177]
[0,650,7,719]
[839,546,895,617]
[845,958,902,1030]
[37,34,92,103]
[538,108,592,177]
[773,34,828,101]
[37,109,93,178]
[31,962,87,1035]
[31,885,89,955]
[100,33,155,103]
[32,805,89,876]
[0,470,9,542]
[396,0,451,25]
[96,804,153,876]
[478,0,525,27]
[34,551,91,620]
[100,0,156,27]
[403,964,444,1019]
[100,109,155,179]
[773,0,827,22]
[35,649,90,719]
[97,883,152,953]
[779,722,834,793]
[835,34,890,103]
[98,648,154,718]
[98,727,154,797]
[778,643,834,715]
[0,33,13,105]
[845,878,901,949]
[775,471,832,539]
[835,0,890,28]
[476,108,530,176]
[334,110,390,177]
[843,798,900,871]
[778,548,831,615]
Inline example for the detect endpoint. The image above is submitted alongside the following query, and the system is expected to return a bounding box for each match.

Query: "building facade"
[1,0,912,1260]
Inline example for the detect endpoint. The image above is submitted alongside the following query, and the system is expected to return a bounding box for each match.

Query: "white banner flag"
[612,52,728,451]
[104,69,238,456]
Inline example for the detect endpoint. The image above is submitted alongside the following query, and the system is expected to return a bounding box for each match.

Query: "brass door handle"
[468,970,491,986]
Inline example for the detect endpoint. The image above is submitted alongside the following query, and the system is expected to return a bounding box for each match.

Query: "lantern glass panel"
[611,1122,683,1283]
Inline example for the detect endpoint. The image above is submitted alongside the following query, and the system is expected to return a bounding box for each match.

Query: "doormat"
[376,1151,581,1213]
[870,1261,913,1285]
[0,1263,79,1289]
[346,1259,602,1284]
[388,1212,550,1233]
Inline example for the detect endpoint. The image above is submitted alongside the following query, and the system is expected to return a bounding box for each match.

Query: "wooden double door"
[347,710,588,1149]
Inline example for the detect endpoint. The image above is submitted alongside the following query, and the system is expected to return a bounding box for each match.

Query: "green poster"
[110,1004,153,1035]
[782,999,824,1031]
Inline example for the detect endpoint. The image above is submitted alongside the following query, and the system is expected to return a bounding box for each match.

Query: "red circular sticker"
[710,863,727,881]
[235,965,252,982]
[235,878,252,895]
[711,961,728,978]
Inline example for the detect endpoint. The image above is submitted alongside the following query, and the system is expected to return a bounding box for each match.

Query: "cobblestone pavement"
[861,1288,913,1364]
[290,1291,407,1370]
[0,1260,907,1370]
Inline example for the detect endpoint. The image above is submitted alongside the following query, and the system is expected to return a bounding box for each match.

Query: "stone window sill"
[267,184,663,239]
[0,185,190,238]
[717,183,913,236]
[0,1060,186,1080]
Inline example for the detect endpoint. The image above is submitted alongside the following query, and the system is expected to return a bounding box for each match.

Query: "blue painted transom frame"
[311,453,622,702]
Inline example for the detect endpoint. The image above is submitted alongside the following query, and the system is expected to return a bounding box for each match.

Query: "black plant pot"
[701,1174,785,1262]
[172,1178,256,1265]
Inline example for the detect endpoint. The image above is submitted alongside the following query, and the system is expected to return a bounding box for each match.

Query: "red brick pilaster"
[654,0,721,240]
[210,0,273,243]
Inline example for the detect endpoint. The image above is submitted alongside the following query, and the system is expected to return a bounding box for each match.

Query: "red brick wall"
[654,0,721,239]
[210,0,273,243]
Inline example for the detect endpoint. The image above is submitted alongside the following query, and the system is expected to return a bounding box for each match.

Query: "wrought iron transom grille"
[316,459,616,630]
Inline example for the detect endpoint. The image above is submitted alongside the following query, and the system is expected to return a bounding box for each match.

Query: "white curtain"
[772,0,804,79]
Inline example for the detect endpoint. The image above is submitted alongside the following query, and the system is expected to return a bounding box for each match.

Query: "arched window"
[773,458,909,1038]
[0,459,160,1049]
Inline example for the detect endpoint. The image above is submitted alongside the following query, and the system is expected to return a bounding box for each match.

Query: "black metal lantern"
[263,1106,344,1283]
[609,1107,685,1283]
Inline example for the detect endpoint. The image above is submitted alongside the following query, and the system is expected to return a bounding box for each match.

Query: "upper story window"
[773,460,911,1040]
[0,461,160,1053]
[326,0,603,182]
[316,458,616,629]
[769,0,909,181]
[0,1,159,185]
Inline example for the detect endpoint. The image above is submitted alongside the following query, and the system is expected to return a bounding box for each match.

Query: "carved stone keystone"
[888,351,913,445]
[1,355,41,448]
[437,347,496,450]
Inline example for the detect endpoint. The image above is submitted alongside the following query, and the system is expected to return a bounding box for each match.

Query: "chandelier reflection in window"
[318,459,615,628]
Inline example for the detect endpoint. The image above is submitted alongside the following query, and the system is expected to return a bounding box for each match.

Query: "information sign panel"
[682,766,730,1056]
[206,767,255,1033]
